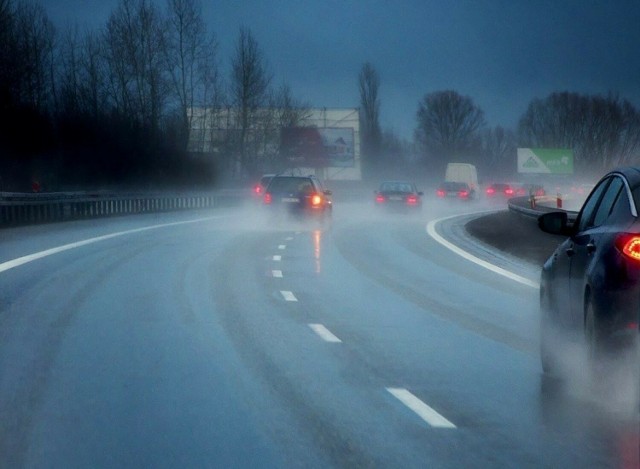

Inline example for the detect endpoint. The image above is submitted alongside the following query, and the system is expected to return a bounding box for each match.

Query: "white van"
[444,163,478,197]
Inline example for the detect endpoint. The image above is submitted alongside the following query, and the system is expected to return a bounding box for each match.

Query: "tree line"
[0,0,306,191]
[2,0,639,191]
[361,64,640,180]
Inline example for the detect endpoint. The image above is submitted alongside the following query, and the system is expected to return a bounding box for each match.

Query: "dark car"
[436,181,474,200]
[252,174,275,199]
[485,182,516,198]
[263,174,332,222]
[374,181,423,210]
[538,168,640,376]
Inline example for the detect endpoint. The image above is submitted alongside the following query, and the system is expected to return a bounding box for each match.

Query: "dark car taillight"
[264,192,272,204]
[375,194,385,203]
[406,195,418,205]
[436,189,445,197]
[615,234,640,261]
[458,190,469,198]
[311,194,323,206]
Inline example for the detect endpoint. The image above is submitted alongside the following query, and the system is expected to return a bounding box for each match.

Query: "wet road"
[1,200,638,467]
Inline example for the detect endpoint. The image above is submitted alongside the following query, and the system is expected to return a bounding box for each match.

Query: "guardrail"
[508,195,579,220]
[0,190,245,227]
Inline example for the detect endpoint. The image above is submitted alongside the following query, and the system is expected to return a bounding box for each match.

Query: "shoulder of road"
[464,199,569,270]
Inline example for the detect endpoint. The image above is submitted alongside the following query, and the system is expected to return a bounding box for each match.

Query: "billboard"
[281,127,355,168]
[517,148,574,174]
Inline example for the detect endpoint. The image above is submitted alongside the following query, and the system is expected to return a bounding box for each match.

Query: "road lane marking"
[386,388,456,429]
[308,324,342,343]
[272,270,283,278]
[280,291,298,302]
[285,236,294,241]
[278,245,286,250]
[426,215,539,289]
[272,255,282,261]
[0,216,225,274]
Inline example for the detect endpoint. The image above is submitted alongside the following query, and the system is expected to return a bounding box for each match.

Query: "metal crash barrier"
[0,191,243,227]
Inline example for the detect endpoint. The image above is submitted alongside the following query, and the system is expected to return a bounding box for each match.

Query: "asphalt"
[465,209,568,267]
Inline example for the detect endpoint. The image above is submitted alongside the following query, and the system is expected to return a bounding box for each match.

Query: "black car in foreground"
[538,168,640,377]
[374,180,423,211]
[263,174,332,222]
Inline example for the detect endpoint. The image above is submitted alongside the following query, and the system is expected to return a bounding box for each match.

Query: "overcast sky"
[42,0,640,140]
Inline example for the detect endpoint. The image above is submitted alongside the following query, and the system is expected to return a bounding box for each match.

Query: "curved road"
[1,200,638,467]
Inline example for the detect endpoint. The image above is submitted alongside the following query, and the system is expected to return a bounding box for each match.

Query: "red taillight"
[376,194,385,203]
[311,194,323,206]
[436,189,445,197]
[458,190,469,198]
[505,188,514,196]
[264,192,272,204]
[407,195,418,205]
[254,185,262,194]
[486,188,495,195]
[616,234,640,261]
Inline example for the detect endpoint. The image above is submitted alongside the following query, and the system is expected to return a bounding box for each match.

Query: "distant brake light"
[406,195,418,205]
[254,185,262,194]
[264,192,272,204]
[504,188,514,195]
[616,234,640,261]
[436,189,445,197]
[376,194,386,203]
[486,188,495,195]
[458,190,469,198]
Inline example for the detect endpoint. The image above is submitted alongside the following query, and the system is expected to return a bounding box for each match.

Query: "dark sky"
[43,0,640,139]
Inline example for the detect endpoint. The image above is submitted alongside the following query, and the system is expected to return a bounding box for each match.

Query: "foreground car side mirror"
[538,211,572,236]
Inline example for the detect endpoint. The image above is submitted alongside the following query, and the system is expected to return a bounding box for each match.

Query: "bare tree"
[104,0,168,133]
[358,62,382,176]
[518,92,640,172]
[164,0,219,148]
[415,90,485,165]
[480,126,517,176]
[229,26,272,176]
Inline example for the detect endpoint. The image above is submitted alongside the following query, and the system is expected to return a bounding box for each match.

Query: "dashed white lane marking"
[272,255,282,261]
[285,236,294,241]
[0,216,225,274]
[272,270,283,278]
[278,245,286,250]
[280,291,298,302]
[426,215,539,289]
[386,388,456,429]
[308,324,342,343]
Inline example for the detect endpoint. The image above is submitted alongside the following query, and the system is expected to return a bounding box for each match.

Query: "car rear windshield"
[442,182,467,190]
[380,182,413,192]
[267,177,315,193]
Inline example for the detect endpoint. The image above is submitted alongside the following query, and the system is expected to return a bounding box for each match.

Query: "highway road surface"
[1,198,638,468]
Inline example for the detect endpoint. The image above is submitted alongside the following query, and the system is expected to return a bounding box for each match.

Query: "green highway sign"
[517,148,574,174]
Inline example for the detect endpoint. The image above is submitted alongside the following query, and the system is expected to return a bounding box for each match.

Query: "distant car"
[485,183,516,198]
[436,181,474,200]
[263,174,332,222]
[538,167,640,377]
[374,181,423,211]
[253,174,275,199]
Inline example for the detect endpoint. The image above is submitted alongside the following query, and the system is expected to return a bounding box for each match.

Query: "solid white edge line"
[308,324,342,343]
[426,214,539,289]
[272,255,282,261]
[272,270,283,278]
[0,216,224,274]
[386,387,456,429]
[280,291,298,302]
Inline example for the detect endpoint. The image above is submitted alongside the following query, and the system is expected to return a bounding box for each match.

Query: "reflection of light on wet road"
[313,229,322,274]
